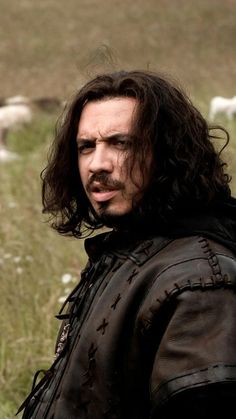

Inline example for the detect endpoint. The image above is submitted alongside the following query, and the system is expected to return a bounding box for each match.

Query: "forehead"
[77,97,138,138]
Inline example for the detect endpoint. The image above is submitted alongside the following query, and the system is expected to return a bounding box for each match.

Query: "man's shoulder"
[128,234,236,266]
[129,235,236,297]
[136,235,236,330]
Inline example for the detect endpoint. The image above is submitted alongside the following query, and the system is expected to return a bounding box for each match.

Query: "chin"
[97,206,135,230]
[95,201,130,217]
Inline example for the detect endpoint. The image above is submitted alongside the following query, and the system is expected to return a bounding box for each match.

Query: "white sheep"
[0,147,20,162]
[208,95,236,121]
[0,103,32,146]
[4,95,30,106]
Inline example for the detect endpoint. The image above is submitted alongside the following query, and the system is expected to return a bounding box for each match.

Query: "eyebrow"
[76,133,131,144]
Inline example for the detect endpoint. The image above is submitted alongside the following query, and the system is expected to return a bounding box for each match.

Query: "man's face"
[77,97,149,223]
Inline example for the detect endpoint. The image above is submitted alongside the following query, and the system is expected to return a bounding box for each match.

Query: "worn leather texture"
[21,233,236,418]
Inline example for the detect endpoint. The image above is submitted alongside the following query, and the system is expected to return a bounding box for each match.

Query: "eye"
[77,141,94,155]
[111,136,132,150]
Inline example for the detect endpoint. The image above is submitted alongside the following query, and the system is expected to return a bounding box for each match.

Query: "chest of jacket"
[21,234,236,418]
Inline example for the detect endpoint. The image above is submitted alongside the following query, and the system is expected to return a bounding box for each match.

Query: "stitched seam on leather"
[140,275,235,333]
[165,275,236,299]
[160,274,235,304]
[144,257,219,283]
[111,238,174,266]
[198,236,224,281]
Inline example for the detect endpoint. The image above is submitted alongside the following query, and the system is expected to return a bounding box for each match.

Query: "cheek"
[78,160,87,187]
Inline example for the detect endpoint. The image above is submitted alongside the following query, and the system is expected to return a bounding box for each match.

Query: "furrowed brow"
[76,137,95,144]
[77,133,130,143]
[104,133,133,143]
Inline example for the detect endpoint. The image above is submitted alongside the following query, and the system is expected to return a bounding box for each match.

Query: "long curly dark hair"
[41,70,231,237]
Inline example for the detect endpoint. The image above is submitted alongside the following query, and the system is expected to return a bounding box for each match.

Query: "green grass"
[0,116,87,418]
[1,113,236,419]
[0,1,236,417]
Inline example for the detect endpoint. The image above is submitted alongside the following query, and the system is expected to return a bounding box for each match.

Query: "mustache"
[86,172,124,192]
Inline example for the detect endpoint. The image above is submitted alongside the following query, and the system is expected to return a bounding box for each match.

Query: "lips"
[88,182,119,203]
[91,190,118,202]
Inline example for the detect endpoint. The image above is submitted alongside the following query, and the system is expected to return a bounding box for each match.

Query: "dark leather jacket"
[19,224,236,418]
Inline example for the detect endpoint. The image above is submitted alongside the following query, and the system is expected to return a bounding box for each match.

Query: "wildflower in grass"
[25,255,34,262]
[58,295,67,304]
[13,256,22,263]
[4,253,12,259]
[58,273,77,304]
[61,273,72,284]
[8,201,17,208]
[16,267,23,274]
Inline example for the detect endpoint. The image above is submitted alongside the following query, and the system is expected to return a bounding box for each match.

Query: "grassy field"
[0,1,236,418]
[0,112,87,418]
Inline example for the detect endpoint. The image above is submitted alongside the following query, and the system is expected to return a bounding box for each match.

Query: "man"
[19,70,236,418]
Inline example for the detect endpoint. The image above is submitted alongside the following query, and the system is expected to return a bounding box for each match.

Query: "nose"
[89,144,113,174]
